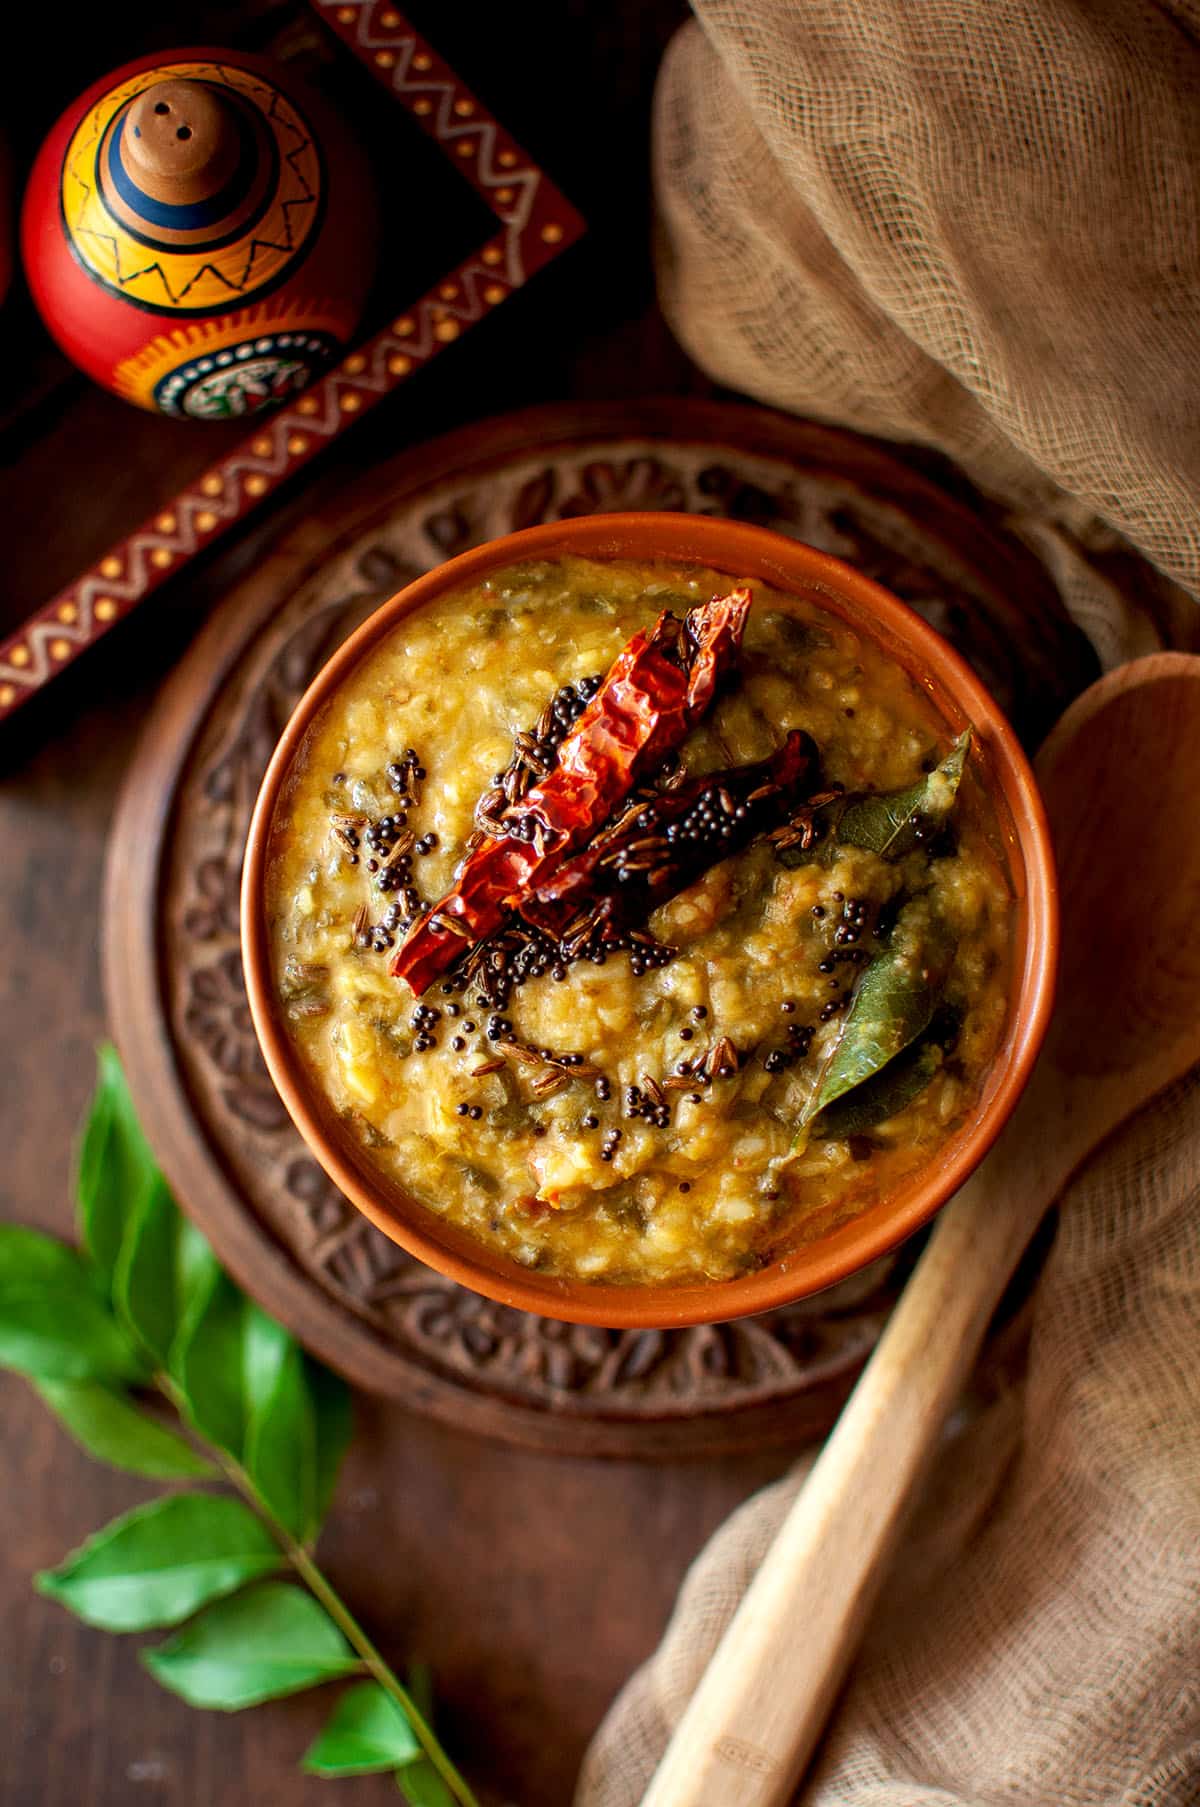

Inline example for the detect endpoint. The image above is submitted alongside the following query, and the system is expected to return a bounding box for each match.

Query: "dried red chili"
[519,730,820,945]
[389,587,751,994]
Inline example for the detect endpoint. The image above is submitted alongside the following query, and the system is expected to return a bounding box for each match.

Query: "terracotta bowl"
[242,514,1057,1329]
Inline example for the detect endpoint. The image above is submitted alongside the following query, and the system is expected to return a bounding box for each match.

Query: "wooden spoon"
[642,653,1200,1807]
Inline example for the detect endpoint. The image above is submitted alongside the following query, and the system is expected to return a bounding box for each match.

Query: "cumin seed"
[531,1072,568,1098]
[286,959,328,981]
[431,913,472,939]
[381,830,415,867]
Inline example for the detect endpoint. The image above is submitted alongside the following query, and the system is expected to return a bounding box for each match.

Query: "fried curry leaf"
[796,904,955,1138]
[811,1007,962,1139]
[778,730,971,868]
[835,730,971,859]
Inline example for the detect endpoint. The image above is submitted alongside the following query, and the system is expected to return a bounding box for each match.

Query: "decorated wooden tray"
[103,397,1097,1458]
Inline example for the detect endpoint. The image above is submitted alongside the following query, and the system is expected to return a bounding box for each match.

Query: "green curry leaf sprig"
[1,1046,475,1807]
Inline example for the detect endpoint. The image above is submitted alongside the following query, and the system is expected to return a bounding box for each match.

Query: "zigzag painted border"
[0,2,584,722]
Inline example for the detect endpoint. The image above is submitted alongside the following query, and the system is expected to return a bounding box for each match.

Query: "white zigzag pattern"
[1,428,318,687]
[3,273,503,687]
[318,0,539,286]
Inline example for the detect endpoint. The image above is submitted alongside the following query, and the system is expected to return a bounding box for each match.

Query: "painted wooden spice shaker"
[21,48,377,417]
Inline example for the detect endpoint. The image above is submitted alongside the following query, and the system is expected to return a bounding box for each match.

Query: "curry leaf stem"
[155,1376,479,1807]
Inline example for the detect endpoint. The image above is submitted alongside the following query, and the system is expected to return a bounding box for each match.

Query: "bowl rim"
[241,512,1058,1328]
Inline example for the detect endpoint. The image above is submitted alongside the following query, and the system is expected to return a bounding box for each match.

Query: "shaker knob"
[122,80,242,204]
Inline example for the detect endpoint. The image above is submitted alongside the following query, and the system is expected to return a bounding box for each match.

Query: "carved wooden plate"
[104,398,1097,1457]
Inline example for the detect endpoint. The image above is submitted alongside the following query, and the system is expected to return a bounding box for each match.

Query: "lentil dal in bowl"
[242,515,1056,1328]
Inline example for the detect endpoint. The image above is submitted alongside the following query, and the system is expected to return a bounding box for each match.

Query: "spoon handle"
[640,1138,1050,1807]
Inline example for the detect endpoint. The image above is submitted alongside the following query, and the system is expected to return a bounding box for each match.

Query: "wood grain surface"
[2,6,1193,1806]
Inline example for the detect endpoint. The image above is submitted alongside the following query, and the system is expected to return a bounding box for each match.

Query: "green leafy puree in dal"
[268,558,1011,1284]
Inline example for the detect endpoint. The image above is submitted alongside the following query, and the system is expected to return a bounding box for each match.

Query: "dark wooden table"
[0,6,805,1804]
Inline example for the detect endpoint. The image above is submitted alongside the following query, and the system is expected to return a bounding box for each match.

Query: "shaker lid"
[99,76,277,252]
[58,58,325,311]
[123,80,244,205]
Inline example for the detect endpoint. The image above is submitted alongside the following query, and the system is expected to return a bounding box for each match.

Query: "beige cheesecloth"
[576,4,1200,1802]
